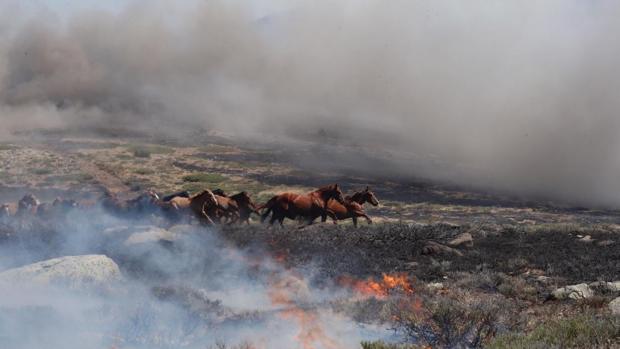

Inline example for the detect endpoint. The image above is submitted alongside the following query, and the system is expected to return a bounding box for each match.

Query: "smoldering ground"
[1,0,620,207]
[0,209,393,349]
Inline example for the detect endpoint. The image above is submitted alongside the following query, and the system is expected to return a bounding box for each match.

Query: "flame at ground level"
[337,273,414,300]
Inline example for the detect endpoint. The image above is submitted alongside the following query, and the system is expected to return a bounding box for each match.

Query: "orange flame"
[268,274,344,349]
[338,273,414,299]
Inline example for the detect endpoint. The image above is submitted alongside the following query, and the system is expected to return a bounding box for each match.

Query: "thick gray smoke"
[1,0,620,207]
[0,209,391,348]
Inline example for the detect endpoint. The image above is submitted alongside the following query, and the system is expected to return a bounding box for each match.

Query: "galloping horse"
[229,191,259,224]
[325,186,379,227]
[168,189,218,225]
[206,192,240,224]
[101,190,161,217]
[259,184,346,226]
[161,191,190,202]
[213,190,259,224]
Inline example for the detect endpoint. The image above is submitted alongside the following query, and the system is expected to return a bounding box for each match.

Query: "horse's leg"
[227,211,240,225]
[326,210,338,225]
[362,213,373,224]
[199,203,215,226]
[305,214,318,226]
[352,216,358,228]
[261,208,272,223]
[200,212,215,226]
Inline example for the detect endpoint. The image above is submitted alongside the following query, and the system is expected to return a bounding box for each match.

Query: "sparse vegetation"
[0,144,18,151]
[128,144,174,158]
[1,138,620,348]
[489,314,620,349]
[32,168,53,175]
[182,173,227,183]
[134,168,156,175]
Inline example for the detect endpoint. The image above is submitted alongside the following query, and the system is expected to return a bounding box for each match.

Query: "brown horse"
[325,186,379,227]
[259,184,345,226]
[214,190,259,224]
[229,191,259,224]
[205,193,240,224]
[168,189,218,225]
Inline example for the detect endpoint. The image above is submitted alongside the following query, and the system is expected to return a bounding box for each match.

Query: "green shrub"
[133,148,151,158]
[182,173,226,183]
[32,168,53,175]
[134,168,156,175]
[128,144,174,158]
[489,314,620,349]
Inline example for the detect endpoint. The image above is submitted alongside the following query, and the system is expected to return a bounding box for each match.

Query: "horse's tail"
[258,195,279,223]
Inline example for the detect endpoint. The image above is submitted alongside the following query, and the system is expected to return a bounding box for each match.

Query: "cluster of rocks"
[549,280,620,315]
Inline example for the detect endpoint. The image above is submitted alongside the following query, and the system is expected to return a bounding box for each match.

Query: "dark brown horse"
[230,191,259,224]
[259,184,345,226]
[168,189,218,225]
[214,190,259,224]
[325,186,379,227]
[206,192,240,224]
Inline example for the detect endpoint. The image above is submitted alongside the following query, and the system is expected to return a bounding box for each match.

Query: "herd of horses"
[0,184,380,228]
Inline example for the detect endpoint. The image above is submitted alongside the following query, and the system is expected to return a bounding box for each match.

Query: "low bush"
[489,313,620,349]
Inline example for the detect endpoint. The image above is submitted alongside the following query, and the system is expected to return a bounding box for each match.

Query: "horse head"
[362,186,380,206]
[318,184,345,205]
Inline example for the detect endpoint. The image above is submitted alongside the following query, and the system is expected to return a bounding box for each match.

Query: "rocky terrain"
[0,135,619,348]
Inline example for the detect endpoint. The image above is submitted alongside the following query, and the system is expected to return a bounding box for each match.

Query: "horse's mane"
[349,191,364,202]
[212,189,227,197]
[315,184,338,192]
[192,190,211,198]
[229,191,248,200]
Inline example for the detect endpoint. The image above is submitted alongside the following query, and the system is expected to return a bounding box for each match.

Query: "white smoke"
[0,209,392,349]
[1,1,620,206]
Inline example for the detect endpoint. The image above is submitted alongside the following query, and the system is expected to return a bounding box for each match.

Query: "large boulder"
[124,226,178,246]
[550,283,594,300]
[0,255,122,290]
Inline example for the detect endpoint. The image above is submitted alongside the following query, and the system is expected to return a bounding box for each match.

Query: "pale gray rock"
[0,255,121,290]
[551,283,594,300]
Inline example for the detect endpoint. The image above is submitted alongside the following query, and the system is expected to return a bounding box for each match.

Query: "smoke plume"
[0,209,392,348]
[1,0,620,207]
